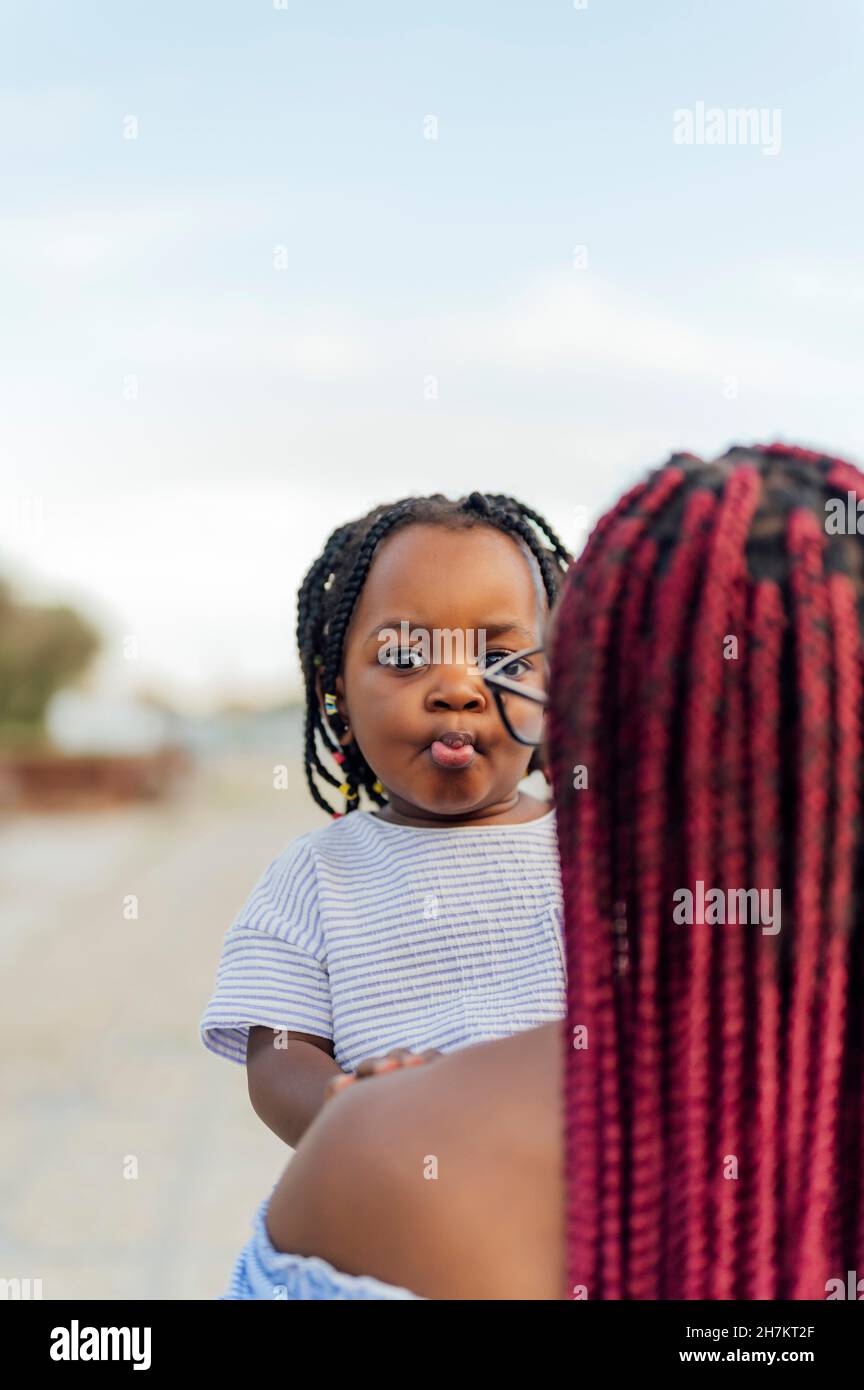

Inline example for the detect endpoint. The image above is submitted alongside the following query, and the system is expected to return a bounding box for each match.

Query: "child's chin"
[414,770,491,812]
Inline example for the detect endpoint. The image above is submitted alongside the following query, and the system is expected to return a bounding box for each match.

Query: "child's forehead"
[357,522,543,618]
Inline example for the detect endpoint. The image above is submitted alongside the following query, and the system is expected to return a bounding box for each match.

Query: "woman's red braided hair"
[551,443,864,1299]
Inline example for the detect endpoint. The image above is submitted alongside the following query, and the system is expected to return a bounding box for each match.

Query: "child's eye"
[382,647,427,670]
[482,650,531,678]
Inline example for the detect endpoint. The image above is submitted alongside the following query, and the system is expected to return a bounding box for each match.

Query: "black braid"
[465,492,561,607]
[485,494,573,569]
[297,491,572,816]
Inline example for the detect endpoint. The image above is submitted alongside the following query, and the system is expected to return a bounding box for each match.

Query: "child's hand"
[324,1047,443,1101]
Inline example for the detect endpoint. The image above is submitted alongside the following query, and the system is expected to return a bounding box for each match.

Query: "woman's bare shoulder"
[266,1023,564,1299]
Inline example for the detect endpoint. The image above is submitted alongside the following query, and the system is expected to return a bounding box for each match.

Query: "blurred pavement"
[0,752,318,1300]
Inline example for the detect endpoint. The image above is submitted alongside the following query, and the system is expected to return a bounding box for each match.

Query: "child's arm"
[247,1027,344,1147]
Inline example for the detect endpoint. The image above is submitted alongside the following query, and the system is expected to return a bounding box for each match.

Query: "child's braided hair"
[297,491,572,817]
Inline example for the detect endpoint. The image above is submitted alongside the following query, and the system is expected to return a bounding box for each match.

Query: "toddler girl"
[200,491,570,1145]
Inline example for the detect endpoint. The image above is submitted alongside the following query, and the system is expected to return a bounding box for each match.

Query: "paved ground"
[0,752,319,1300]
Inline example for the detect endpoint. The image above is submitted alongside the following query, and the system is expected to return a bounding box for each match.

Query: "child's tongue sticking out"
[429,731,476,769]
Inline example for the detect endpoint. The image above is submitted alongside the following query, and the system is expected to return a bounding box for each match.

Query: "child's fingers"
[355,1048,413,1077]
[353,1048,429,1077]
[388,1048,427,1067]
[324,1073,356,1101]
[323,1049,445,1105]
[353,1056,389,1078]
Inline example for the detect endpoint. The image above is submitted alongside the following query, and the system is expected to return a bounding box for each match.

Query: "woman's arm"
[265,1022,565,1299]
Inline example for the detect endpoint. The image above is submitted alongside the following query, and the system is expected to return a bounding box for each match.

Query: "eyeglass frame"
[481,645,548,747]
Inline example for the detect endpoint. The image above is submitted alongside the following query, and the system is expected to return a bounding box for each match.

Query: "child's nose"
[425,667,488,712]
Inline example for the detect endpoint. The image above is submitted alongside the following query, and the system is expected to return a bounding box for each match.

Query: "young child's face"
[337,523,545,821]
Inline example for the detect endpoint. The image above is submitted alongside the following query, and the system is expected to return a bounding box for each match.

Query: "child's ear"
[315,671,354,746]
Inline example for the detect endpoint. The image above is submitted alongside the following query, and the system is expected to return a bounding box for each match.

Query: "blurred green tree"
[0,581,101,740]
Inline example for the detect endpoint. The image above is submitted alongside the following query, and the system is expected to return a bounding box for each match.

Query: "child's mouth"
[428,731,476,770]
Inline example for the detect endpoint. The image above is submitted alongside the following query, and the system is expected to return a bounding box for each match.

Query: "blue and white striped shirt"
[200,807,565,1072]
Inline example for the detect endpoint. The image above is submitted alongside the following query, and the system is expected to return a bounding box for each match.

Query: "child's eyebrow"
[364,618,425,640]
[364,618,538,643]
[482,620,538,644]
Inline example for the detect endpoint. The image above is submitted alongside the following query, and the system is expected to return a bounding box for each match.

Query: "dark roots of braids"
[296,492,572,818]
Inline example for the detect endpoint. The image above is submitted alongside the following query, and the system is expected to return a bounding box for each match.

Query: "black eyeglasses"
[481,646,548,747]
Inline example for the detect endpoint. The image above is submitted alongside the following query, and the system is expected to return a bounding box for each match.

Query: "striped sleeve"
[200,837,331,1065]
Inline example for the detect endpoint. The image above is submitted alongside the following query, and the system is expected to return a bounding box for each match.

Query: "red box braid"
[747,579,785,1299]
[550,442,864,1300]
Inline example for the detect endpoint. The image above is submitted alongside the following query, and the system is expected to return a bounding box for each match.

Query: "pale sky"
[1,0,862,711]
